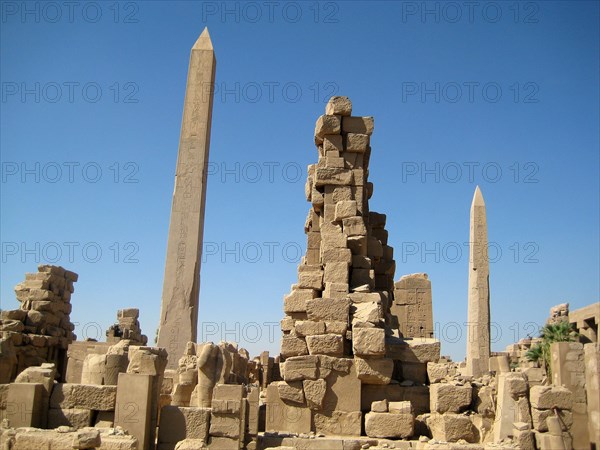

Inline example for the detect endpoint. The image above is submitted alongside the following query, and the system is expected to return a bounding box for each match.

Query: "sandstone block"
[303,379,327,410]
[315,115,341,142]
[6,383,44,428]
[365,412,414,438]
[265,384,311,434]
[324,262,349,284]
[306,334,344,357]
[295,320,326,336]
[72,429,101,449]
[297,270,323,290]
[158,406,210,446]
[326,96,352,116]
[210,413,241,439]
[427,362,454,383]
[505,372,528,399]
[282,356,318,381]
[342,216,367,236]
[530,385,573,410]
[315,167,353,186]
[322,248,352,265]
[532,407,573,432]
[427,412,476,443]
[50,383,117,411]
[323,135,343,152]
[371,399,388,412]
[47,408,92,429]
[283,289,316,313]
[355,357,393,384]
[335,201,358,221]
[325,321,348,335]
[281,335,308,358]
[306,298,350,322]
[342,116,374,135]
[389,400,413,414]
[430,383,472,413]
[352,328,385,356]
[351,302,382,326]
[276,381,305,405]
[314,411,362,436]
[345,133,369,153]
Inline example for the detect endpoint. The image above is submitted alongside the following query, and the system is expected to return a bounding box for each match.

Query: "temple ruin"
[1,27,599,450]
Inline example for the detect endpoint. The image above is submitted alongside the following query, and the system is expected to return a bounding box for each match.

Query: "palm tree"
[525,321,578,378]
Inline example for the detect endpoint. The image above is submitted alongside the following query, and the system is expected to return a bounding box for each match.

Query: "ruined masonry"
[272,96,441,437]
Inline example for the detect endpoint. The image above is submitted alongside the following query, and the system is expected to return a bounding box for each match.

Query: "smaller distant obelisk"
[465,186,491,377]
[158,28,216,368]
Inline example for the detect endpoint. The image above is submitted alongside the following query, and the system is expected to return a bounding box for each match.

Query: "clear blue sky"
[1,1,598,360]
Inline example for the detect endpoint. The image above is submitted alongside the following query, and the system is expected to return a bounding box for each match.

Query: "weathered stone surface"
[345,133,369,153]
[315,167,353,187]
[389,400,413,414]
[47,408,92,429]
[209,413,241,439]
[326,96,352,116]
[355,357,393,384]
[313,411,362,436]
[371,399,388,412]
[342,116,374,135]
[284,289,316,313]
[427,412,476,443]
[72,429,101,449]
[365,412,414,438]
[6,383,44,428]
[157,29,216,367]
[342,216,367,236]
[427,362,455,383]
[530,385,573,410]
[392,273,434,339]
[306,298,350,322]
[430,383,472,413]
[295,320,326,336]
[385,337,440,363]
[532,407,573,432]
[334,201,357,221]
[306,334,344,357]
[351,302,383,326]
[265,384,311,434]
[277,381,305,405]
[303,379,327,410]
[50,383,117,411]
[280,335,308,358]
[352,328,385,356]
[158,406,210,446]
[362,385,430,416]
[114,373,154,450]
[282,356,318,381]
[315,115,341,141]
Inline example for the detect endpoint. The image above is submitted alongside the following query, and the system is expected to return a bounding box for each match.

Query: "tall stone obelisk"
[465,186,491,377]
[158,28,215,368]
